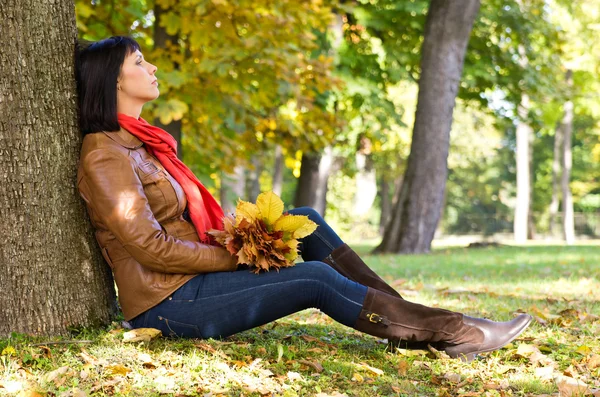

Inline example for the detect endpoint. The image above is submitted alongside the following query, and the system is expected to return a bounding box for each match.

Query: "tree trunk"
[527,122,535,240]
[561,70,575,244]
[293,148,333,216]
[379,175,391,236]
[549,122,562,237]
[514,93,532,243]
[0,0,117,336]
[247,155,263,202]
[153,3,183,160]
[353,135,377,217]
[220,166,245,214]
[375,0,481,254]
[272,145,284,196]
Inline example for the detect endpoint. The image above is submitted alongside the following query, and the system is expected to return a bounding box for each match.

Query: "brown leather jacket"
[77,128,237,320]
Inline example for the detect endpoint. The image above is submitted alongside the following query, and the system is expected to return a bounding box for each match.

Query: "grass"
[1,243,599,396]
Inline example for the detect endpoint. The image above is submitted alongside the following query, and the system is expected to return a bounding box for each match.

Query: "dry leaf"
[287,371,303,382]
[298,359,324,373]
[534,366,555,380]
[444,372,461,383]
[122,328,161,343]
[16,391,44,397]
[586,354,600,370]
[43,366,69,383]
[358,362,384,376]
[106,364,131,377]
[395,347,429,357]
[556,375,591,397]
[351,373,364,383]
[398,360,410,376]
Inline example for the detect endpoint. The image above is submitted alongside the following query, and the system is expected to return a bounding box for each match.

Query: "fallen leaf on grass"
[586,354,600,370]
[351,373,364,383]
[122,328,161,343]
[194,342,229,360]
[287,371,303,382]
[357,362,384,376]
[398,360,410,376]
[395,347,429,357]
[444,372,461,383]
[43,366,69,384]
[556,375,591,397]
[298,359,323,373]
[106,364,131,377]
[16,391,44,397]
[534,366,555,380]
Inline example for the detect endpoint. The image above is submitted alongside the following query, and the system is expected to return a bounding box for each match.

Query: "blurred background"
[76,0,600,248]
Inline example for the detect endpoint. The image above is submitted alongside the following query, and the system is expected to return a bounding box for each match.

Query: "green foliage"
[73,0,600,230]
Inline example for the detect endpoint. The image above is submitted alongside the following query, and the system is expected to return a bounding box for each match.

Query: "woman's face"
[117,49,159,106]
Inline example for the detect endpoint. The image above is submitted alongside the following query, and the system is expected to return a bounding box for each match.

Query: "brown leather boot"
[323,244,402,298]
[354,288,532,361]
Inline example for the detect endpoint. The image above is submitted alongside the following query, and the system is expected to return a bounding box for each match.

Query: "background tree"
[375,0,481,253]
[0,0,117,336]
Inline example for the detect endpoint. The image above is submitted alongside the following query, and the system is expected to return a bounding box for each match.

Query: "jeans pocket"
[156,315,203,338]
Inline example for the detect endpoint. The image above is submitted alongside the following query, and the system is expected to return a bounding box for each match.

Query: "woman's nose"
[149,63,157,74]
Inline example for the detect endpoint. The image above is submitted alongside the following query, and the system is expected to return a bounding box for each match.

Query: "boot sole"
[453,315,533,362]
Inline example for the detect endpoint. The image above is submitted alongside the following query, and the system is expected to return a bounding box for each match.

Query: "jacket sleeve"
[80,148,237,274]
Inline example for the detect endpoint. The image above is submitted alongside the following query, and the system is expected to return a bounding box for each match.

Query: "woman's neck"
[117,101,143,120]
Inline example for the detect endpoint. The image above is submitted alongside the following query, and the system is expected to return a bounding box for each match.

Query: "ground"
[1,243,599,396]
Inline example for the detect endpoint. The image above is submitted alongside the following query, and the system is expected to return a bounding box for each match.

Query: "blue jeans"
[130,207,369,338]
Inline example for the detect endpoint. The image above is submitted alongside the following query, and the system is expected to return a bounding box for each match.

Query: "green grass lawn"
[1,244,599,396]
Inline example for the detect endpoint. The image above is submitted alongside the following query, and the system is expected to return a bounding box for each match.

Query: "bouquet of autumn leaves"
[208,191,317,273]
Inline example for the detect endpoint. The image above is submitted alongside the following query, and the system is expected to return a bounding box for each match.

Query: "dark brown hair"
[75,36,140,135]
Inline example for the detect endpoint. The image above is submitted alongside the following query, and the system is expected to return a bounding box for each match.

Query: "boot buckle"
[367,312,383,324]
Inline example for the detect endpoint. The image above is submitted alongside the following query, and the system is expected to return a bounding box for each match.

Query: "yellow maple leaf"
[293,221,318,239]
[255,191,284,225]
[235,200,260,225]
[274,214,311,232]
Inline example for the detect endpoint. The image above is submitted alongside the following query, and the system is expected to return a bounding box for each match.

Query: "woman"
[75,36,531,362]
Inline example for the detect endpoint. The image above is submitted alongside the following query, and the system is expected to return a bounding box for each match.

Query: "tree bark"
[272,145,284,196]
[353,135,377,217]
[293,148,333,216]
[153,3,183,160]
[549,122,562,237]
[561,70,575,244]
[0,0,117,336]
[375,0,481,253]
[514,94,532,243]
[247,155,264,202]
[220,166,245,214]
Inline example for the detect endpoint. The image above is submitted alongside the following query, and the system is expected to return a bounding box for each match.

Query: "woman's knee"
[296,261,342,285]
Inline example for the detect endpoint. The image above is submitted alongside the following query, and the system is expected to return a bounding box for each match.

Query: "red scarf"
[118,113,224,243]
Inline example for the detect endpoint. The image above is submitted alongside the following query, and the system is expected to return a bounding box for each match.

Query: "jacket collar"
[103,128,143,149]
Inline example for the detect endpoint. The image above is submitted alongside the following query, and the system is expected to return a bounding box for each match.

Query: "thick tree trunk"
[272,145,284,196]
[549,123,562,237]
[375,0,480,253]
[561,70,575,244]
[0,0,117,336]
[514,93,532,243]
[153,3,183,160]
[293,148,333,216]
